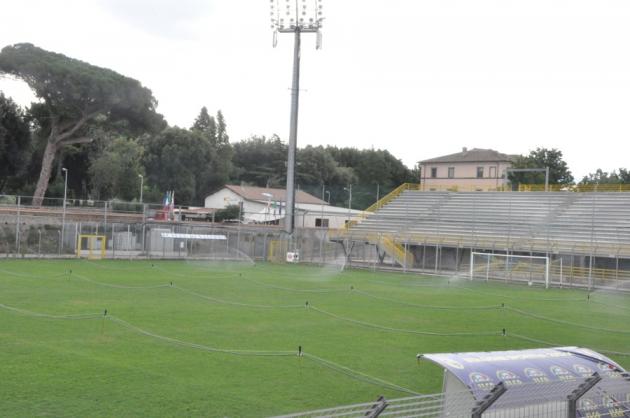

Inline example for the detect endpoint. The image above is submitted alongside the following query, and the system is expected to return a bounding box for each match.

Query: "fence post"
[74,222,78,256]
[471,382,507,418]
[366,395,388,418]
[404,241,408,273]
[104,201,108,231]
[127,224,131,260]
[110,223,114,258]
[15,196,21,256]
[142,223,146,257]
[566,373,601,418]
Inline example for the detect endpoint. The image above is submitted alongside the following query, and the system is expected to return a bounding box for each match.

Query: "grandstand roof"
[420,148,515,164]
[224,184,327,205]
[423,347,625,399]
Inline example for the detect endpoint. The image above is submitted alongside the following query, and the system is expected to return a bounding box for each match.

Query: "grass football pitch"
[1,259,629,417]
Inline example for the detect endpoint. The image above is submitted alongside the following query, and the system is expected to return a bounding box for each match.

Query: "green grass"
[1,259,629,417]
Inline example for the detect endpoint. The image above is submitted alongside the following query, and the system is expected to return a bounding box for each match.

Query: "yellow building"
[419,148,515,191]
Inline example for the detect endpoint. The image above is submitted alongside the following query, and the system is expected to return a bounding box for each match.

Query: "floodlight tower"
[270,0,323,234]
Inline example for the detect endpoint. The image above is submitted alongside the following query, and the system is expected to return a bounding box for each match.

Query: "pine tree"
[192,106,217,144]
[216,110,229,145]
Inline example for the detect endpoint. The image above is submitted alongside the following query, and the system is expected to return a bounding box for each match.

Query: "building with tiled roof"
[222,184,327,205]
[204,185,363,228]
[419,148,516,191]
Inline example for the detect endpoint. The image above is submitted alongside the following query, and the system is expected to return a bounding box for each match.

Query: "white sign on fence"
[160,233,227,240]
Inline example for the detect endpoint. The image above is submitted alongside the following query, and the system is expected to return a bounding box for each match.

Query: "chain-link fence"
[2,213,630,294]
[2,190,630,292]
[0,212,373,267]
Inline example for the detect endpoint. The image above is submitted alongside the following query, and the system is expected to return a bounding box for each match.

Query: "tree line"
[0,44,415,209]
[0,44,626,211]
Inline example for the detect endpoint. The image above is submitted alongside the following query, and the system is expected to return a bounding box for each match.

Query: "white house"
[204,185,363,229]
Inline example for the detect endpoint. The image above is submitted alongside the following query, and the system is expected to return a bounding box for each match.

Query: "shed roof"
[224,185,327,205]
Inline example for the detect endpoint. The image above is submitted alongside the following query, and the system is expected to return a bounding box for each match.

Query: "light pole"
[61,167,68,252]
[262,192,273,223]
[270,0,323,235]
[344,185,352,225]
[138,174,144,203]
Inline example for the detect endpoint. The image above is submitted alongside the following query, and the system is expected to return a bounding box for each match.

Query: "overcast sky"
[2,0,630,180]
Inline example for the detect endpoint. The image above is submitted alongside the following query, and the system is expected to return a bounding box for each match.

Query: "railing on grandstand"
[519,183,630,192]
[365,183,422,213]
[366,184,630,193]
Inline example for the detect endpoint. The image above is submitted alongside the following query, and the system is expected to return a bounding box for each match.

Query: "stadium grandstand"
[335,184,630,290]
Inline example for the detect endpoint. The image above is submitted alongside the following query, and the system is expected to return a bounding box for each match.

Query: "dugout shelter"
[422,347,629,417]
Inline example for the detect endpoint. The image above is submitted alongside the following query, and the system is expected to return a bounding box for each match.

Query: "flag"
[169,191,175,219]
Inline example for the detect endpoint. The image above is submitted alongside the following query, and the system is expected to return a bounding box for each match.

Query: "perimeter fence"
[1,193,630,291]
[273,373,630,418]
[1,213,630,292]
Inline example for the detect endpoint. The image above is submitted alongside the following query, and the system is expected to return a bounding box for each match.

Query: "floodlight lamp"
[271,0,323,32]
[271,0,323,49]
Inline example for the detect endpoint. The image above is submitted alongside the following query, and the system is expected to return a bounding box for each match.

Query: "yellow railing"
[365,183,421,213]
[518,184,630,192]
[361,232,414,267]
[380,235,415,267]
[550,264,630,284]
[329,230,414,267]
[380,183,630,193]
[420,185,512,192]
[338,229,630,258]
[343,183,421,230]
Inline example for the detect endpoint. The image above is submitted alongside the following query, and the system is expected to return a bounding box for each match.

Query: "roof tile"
[420,148,514,163]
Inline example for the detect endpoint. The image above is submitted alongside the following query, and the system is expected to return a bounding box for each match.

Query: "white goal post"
[470,252,551,288]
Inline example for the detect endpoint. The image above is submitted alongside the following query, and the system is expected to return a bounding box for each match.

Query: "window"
[489,166,496,178]
[315,218,329,228]
[477,167,484,178]
[431,167,438,178]
[448,167,455,178]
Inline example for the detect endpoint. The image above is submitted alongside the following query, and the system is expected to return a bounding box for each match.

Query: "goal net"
[470,252,550,288]
[77,235,107,259]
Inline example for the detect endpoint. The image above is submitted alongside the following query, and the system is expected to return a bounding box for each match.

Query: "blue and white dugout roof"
[422,347,625,398]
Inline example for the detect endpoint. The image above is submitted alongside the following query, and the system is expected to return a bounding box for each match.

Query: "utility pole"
[271,0,323,235]
[344,185,352,225]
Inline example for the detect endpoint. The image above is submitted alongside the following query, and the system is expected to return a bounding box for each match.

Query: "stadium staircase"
[377,234,415,268]
[343,185,630,259]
